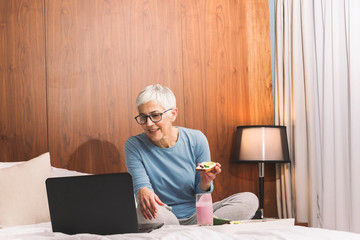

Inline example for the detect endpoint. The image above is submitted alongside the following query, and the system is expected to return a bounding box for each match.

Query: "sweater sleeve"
[124,138,153,195]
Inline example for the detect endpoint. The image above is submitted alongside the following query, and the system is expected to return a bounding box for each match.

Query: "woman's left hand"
[199,162,221,191]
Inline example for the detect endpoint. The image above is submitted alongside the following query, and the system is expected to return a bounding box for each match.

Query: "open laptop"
[46,172,163,235]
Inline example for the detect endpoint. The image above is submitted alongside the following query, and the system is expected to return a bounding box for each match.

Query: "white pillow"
[0,161,24,169]
[51,166,89,178]
[0,152,51,228]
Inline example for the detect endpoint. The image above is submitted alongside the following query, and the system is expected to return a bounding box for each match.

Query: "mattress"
[1,219,360,240]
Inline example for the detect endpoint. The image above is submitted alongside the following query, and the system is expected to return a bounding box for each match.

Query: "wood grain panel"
[46,0,183,173]
[2,0,275,217]
[182,0,275,217]
[127,0,184,135]
[246,0,273,125]
[0,0,48,162]
[244,0,275,217]
[182,0,250,200]
[46,0,132,173]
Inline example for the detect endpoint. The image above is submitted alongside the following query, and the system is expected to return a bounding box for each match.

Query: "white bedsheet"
[1,220,360,240]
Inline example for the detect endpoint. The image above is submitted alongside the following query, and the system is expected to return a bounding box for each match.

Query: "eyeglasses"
[134,108,173,125]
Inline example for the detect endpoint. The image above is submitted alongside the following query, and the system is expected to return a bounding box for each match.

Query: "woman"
[124,84,258,225]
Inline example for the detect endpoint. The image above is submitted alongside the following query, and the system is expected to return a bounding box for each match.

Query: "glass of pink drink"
[196,193,213,226]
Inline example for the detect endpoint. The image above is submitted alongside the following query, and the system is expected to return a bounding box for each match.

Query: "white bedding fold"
[1,221,360,240]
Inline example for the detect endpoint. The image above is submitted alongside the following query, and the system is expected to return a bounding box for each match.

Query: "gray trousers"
[137,192,259,226]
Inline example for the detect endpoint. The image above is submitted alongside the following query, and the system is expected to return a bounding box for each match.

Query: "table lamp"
[233,125,291,219]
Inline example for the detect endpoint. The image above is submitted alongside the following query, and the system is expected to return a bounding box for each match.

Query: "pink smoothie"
[196,202,213,226]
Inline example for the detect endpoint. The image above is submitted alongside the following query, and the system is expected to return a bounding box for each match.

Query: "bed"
[1,153,360,240]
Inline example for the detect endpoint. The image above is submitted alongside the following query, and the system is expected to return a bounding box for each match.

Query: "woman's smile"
[148,128,160,134]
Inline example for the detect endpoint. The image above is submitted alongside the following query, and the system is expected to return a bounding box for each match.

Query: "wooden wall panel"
[0,0,48,162]
[245,0,275,217]
[46,0,132,173]
[46,0,184,174]
[127,0,184,134]
[2,0,276,217]
[182,0,275,217]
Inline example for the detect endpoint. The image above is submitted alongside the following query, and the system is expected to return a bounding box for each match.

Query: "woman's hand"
[137,187,165,220]
[199,162,222,191]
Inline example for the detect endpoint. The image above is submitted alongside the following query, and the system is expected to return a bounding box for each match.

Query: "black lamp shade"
[233,125,291,163]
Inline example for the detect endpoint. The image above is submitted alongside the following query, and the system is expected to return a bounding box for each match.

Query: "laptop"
[46,172,163,235]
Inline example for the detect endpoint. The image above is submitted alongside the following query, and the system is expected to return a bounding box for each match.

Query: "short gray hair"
[136,84,176,111]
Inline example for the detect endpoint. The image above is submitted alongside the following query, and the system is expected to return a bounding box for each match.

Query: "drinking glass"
[196,193,213,226]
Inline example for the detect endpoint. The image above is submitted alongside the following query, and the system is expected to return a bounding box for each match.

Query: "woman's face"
[137,101,177,146]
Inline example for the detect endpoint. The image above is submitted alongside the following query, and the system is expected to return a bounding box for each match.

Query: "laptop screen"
[46,173,139,235]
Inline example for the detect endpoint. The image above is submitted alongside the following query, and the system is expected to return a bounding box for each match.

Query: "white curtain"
[275,0,360,233]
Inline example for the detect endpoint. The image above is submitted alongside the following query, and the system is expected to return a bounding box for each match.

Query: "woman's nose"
[145,117,154,126]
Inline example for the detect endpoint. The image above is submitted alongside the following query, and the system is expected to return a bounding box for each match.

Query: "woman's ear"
[171,108,178,122]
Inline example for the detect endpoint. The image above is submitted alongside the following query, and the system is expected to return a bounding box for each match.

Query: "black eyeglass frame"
[134,108,173,125]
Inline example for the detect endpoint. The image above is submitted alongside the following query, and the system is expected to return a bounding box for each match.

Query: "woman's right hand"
[137,187,165,220]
